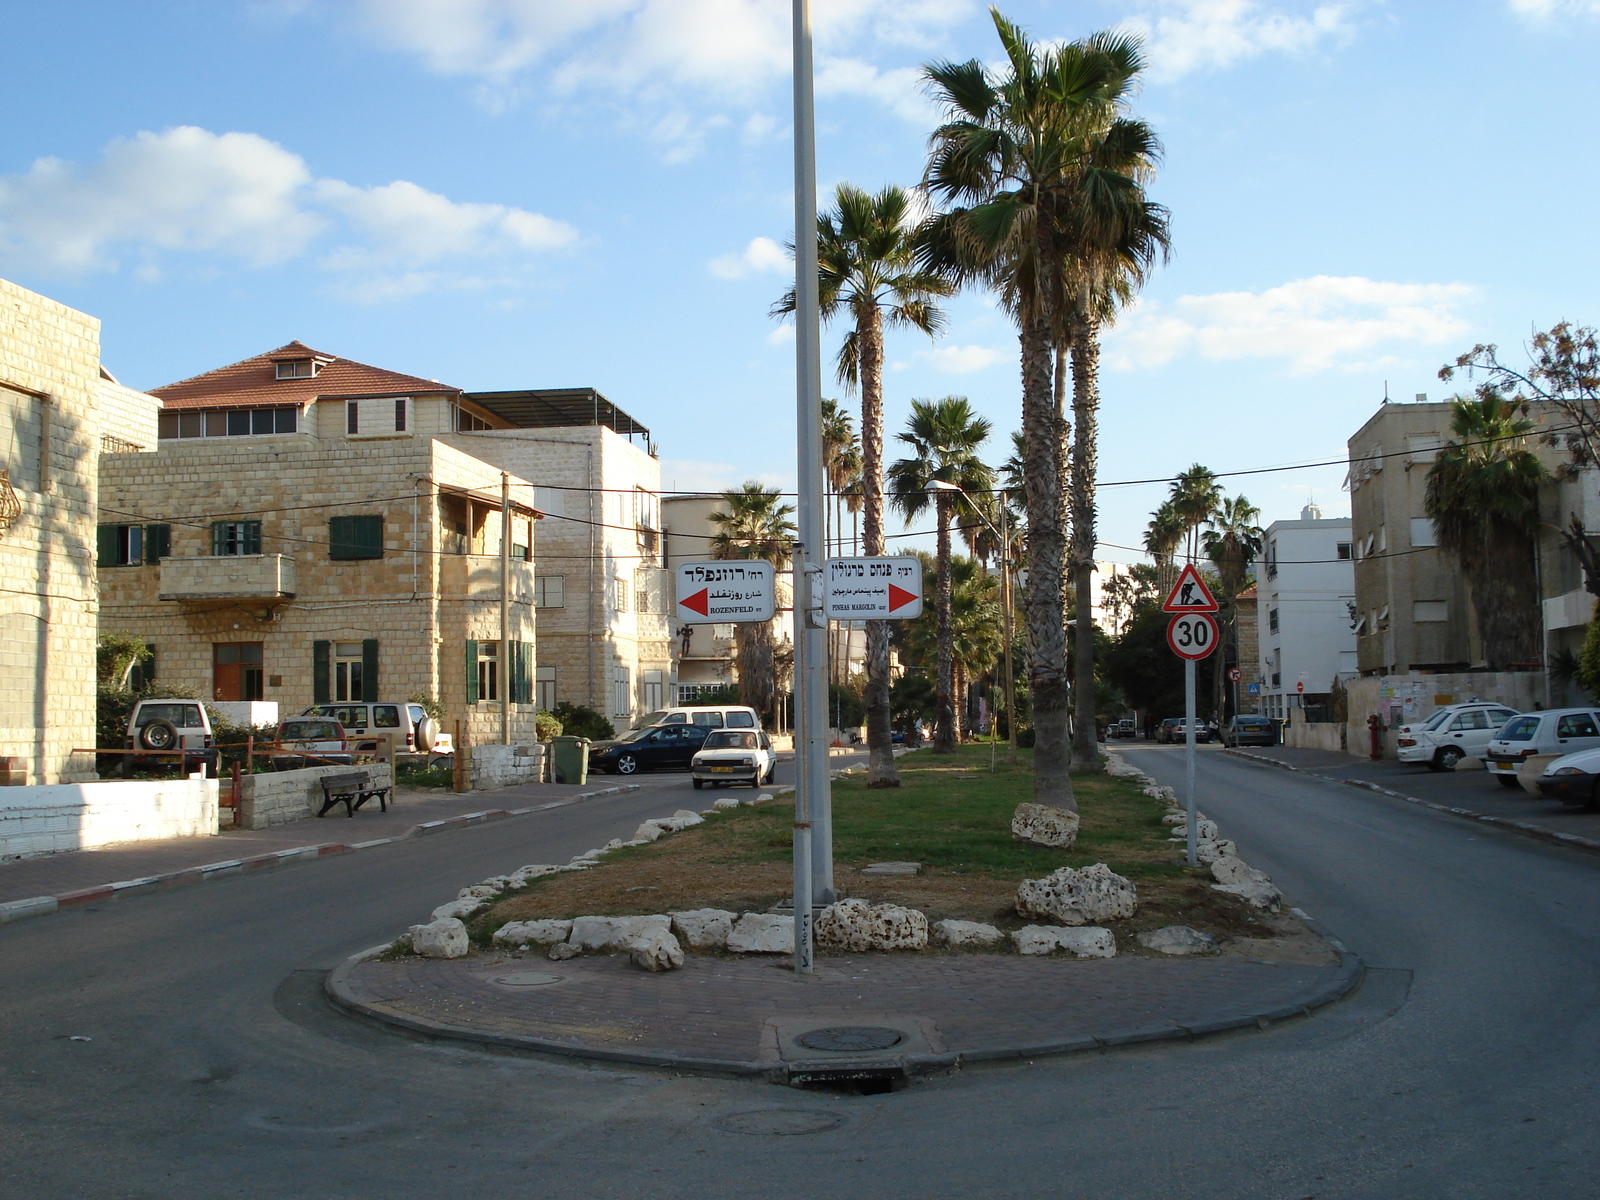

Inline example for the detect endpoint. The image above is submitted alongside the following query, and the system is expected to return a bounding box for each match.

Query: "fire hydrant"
[1367,713,1384,761]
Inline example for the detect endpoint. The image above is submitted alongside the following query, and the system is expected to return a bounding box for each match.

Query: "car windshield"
[1235,717,1268,726]
[614,728,652,743]
[281,720,340,740]
[138,703,201,728]
[631,710,669,730]
[1499,716,1540,742]
[703,732,757,750]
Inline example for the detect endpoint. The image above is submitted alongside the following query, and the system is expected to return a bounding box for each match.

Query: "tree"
[709,482,797,723]
[1170,464,1223,565]
[775,184,954,789]
[893,551,1004,741]
[923,13,1165,804]
[1202,494,1263,719]
[1143,502,1184,593]
[821,399,863,683]
[888,397,995,751]
[1423,393,1549,669]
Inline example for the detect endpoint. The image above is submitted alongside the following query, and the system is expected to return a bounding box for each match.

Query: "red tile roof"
[149,341,459,410]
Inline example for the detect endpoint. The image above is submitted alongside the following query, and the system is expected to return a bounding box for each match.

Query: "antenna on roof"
[1382,380,1389,404]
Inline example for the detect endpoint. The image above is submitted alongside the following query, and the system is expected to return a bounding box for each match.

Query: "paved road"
[3,744,1597,1198]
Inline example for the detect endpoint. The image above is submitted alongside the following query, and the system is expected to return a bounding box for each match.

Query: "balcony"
[440,554,534,602]
[158,555,296,602]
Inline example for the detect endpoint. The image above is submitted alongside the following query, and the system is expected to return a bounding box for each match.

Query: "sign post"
[1163,569,1220,867]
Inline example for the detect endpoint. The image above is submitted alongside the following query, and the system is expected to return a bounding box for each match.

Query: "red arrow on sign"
[679,588,710,616]
[888,584,918,611]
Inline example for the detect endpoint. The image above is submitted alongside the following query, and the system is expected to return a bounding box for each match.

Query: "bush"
[551,702,614,741]
[534,709,563,741]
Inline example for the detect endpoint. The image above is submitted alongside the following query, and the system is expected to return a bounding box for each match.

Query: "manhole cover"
[795,1025,905,1052]
[490,972,565,987]
[715,1109,843,1136]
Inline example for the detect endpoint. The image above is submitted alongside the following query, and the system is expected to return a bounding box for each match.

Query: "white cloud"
[709,235,789,280]
[1124,1,1355,82]
[1104,276,1478,374]
[920,343,1003,373]
[0,126,576,301]
[766,324,797,346]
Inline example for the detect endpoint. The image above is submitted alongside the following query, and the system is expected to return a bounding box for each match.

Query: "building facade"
[1255,506,1358,719]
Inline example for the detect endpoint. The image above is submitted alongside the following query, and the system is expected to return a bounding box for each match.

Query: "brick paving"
[336,949,1355,1071]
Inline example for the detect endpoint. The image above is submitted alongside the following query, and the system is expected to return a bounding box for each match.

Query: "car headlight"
[1551,766,1587,776]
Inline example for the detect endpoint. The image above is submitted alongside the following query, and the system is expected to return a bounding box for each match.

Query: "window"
[312,640,377,704]
[536,665,556,712]
[212,520,261,556]
[1557,713,1599,738]
[1265,543,1277,579]
[643,669,664,713]
[725,711,756,728]
[614,576,630,613]
[159,407,296,439]
[440,495,469,556]
[275,359,316,379]
[97,523,163,567]
[532,487,565,518]
[213,643,264,702]
[453,403,494,432]
[535,575,565,608]
[477,641,500,702]
[333,642,366,702]
[329,515,384,560]
[1454,711,1491,731]
[1377,524,1387,552]
[636,580,652,613]
[394,398,407,433]
[613,665,631,717]
[128,643,156,691]
[1406,433,1441,464]
[1414,600,1448,623]
[1268,608,1279,634]
[347,400,359,436]
[342,396,410,439]
[1409,518,1437,548]
[1336,542,1352,560]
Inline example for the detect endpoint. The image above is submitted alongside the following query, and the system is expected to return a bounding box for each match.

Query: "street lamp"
[930,481,1017,762]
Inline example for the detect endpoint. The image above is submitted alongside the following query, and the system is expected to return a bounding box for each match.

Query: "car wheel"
[692,779,703,789]
[615,754,639,775]
[139,719,177,751]
[1436,746,1464,771]
[1497,774,1524,789]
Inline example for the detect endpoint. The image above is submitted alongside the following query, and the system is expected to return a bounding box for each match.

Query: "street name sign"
[675,561,776,624]
[1166,612,1219,661]
[1161,564,1219,613]
[822,556,923,619]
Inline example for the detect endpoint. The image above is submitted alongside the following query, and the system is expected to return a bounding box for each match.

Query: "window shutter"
[245,522,261,556]
[507,640,529,705]
[465,640,480,705]
[361,639,379,703]
[97,525,118,568]
[144,524,170,564]
[358,516,383,558]
[211,522,226,556]
[329,516,354,560]
[313,640,330,705]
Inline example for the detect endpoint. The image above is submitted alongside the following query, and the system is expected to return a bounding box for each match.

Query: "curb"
[0,783,642,929]
[1222,748,1600,857]
[322,947,1365,1083]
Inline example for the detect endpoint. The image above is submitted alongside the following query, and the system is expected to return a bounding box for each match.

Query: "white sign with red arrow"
[822,556,923,619]
[675,561,776,624]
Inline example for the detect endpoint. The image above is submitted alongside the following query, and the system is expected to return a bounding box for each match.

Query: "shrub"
[534,710,563,741]
[551,702,614,741]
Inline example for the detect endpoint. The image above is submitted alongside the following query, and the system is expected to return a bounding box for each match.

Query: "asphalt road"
[3,744,1597,1198]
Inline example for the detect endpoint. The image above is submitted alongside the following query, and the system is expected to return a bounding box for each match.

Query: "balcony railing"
[158,555,296,601]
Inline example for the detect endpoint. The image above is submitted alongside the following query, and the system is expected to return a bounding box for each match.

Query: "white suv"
[1394,703,1518,771]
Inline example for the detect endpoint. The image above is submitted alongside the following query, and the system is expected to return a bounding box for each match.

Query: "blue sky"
[3,1,1597,562]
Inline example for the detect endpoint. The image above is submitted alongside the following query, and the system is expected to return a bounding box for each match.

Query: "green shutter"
[361,639,379,702]
[465,639,479,705]
[313,640,330,705]
[358,516,383,559]
[211,522,226,556]
[97,525,118,568]
[244,521,262,556]
[510,640,531,705]
[330,515,382,560]
[144,524,170,564]
[329,516,353,560]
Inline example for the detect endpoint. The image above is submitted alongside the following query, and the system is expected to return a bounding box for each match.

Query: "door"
[1554,711,1600,753]
[213,643,264,701]
[1444,710,1492,755]
[675,725,710,766]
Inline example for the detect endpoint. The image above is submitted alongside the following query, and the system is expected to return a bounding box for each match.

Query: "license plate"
[1492,761,1515,770]
[707,765,736,773]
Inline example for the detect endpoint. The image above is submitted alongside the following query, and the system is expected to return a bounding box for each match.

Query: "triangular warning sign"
[1161,564,1218,613]
[888,584,918,611]
[680,588,710,616]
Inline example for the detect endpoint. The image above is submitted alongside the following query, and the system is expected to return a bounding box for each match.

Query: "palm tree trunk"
[859,306,900,786]
[935,491,955,752]
[1056,338,1072,629]
[1069,299,1103,772]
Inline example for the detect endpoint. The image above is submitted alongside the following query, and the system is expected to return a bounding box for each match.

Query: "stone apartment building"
[98,343,542,746]
[1254,506,1358,720]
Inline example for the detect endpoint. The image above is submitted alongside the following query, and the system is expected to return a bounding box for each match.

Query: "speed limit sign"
[1166,612,1219,660]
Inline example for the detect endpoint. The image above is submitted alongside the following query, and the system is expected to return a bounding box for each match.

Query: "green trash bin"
[551,735,590,785]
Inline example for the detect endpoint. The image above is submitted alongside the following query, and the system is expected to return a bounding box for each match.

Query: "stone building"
[0,277,107,784]
[99,343,542,746]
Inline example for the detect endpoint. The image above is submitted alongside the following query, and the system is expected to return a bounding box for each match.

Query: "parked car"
[300,701,441,757]
[1157,718,1210,745]
[1222,715,1277,747]
[123,698,218,775]
[690,729,776,788]
[1109,719,1136,739]
[269,717,352,771]
[1534,747,1600,807]
[588,723,711,774]
[1394,702,1519,771]
[1485,708,1600,788]
[628,705,761,732]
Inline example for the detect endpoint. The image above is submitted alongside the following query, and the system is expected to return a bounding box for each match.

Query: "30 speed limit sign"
[1166,612,1219,660]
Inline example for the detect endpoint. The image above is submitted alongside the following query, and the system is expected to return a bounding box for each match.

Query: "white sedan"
[691,729,776,789]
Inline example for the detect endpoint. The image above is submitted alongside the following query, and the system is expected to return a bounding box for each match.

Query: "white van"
[1484,708,1600,787]
[629,705,761,732]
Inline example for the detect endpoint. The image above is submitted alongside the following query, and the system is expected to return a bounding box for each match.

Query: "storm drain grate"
[795,1026,905,1053]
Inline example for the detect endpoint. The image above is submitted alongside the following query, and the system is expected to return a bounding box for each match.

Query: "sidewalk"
[1225,745,1600,854]
[0,778,642,915]
[329,944,1361,1084]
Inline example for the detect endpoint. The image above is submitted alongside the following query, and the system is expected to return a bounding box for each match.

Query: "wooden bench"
[316,771,393,818]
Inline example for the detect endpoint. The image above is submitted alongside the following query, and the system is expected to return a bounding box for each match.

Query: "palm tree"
[887,397,995,751]
[923,13,1163,806]
[709,482,797,724]
[1424,393,1549,668]
[1202,494,1263,719]
[775,183,954,789]
[894,553,1004,740]
[1170,464,1223,566]
[1144,502,1184,593]
[821,399,863,683]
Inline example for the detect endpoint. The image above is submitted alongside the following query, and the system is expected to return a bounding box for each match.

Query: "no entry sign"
[1166,612,1219,660]
[675,561,776,624]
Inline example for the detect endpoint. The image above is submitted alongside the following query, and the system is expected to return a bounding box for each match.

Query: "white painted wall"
[0,778,218,859]
[1256,515,1357,719]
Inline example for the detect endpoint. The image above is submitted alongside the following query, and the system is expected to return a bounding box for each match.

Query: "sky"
[3,0,1598,565]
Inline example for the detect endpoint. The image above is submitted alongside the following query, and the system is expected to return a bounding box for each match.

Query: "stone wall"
[237,761,394,829]
[1346,671,1544,758]
[467,743,544,790]
[0,778,218,859]
[1284,712,1344,753]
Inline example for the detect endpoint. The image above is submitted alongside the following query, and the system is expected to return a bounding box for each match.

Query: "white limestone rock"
[492,918,573,948]
[860,862,920,877]
[568,914,673,952]
[1212,880,1283,911]
[673,809,704,823]
[1015,863,1138,926]
[432,898,487,922]
[1136,925,1218,955]
[1195,838,1236,865]
[934,919,1005,947]
[670,908,737,949]
[1011,802,1081,849]
[408,917,469,959]
[458,884,500,901]
[814,899,928,952]
[632,822,665,842]
[726,912,795,954]
[1012,925,1116,958]
[508,865,563,886]
[754,793,774,804]
[547,941,580,960]
[1210,855,1270,887]
[712,797,742,811]
[625,927,685,971]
